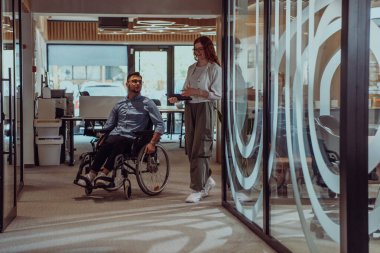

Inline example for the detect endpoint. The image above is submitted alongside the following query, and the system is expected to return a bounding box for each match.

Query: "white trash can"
[34,119,62,137]
[36,136,63,166]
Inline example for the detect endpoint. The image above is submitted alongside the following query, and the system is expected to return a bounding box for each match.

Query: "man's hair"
[127,72,142,81]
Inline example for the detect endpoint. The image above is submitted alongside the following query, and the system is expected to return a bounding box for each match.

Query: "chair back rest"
[152,99,161,106]
[315,115,339,137]
[80,91,90,96]
[314,114,340,160]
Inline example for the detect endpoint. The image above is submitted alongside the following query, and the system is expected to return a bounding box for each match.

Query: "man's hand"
[168,97,178,103]
[145,142,156,154]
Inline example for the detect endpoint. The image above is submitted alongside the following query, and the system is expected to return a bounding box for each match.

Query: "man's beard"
[128,87,141,94]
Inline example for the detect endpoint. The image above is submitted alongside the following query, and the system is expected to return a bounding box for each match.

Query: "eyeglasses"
[129,79,143,84]
[193,47,204,52]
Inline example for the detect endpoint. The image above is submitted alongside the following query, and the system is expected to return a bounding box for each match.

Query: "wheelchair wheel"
[135,144,170,196]
[123,179,132,200]
[85,187,92,195]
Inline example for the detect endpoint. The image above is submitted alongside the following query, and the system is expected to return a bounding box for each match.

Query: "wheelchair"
[73,130,170,199]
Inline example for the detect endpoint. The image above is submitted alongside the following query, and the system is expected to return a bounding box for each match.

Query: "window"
[48,45,128,116]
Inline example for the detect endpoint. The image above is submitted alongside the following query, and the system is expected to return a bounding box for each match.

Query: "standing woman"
[169,36,222,203]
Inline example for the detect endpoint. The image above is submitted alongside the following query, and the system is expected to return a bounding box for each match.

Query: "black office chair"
[80,91,90,96]
[314,115,340,172]
[152,99,161,106]
[79,91,99,136]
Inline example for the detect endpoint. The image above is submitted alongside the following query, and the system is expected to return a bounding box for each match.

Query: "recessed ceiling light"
[136,20,175,26]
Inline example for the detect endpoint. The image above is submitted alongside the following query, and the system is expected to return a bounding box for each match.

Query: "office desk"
[61,116,107,166]
[62,106,185,166]
[158,106,185,148]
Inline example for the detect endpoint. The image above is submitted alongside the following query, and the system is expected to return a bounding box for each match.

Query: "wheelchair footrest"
[94,176,114,188]
[73,175,92,188]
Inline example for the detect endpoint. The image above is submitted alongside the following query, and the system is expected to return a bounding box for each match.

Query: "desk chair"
[311,115,379,238]
[79,91,104,136]
[152,99,161,106]
[80,91,90,96]
[314,115,340,190]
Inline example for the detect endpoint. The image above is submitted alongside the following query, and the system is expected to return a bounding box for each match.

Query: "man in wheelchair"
[76,72,165,188]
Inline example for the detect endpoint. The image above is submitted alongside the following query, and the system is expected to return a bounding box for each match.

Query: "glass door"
[129,46,176,136]
[0,0,17,232]
[129,46,173,106]
[13,0,22,194]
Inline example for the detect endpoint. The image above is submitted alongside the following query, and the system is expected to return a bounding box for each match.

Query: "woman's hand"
[168,97,178,103]
[181,87,199,97]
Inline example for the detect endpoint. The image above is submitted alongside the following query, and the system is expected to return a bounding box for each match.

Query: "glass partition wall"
[269,0,341,252]
[369,0,380,252]
[224,0,265,228]
[223,0,371,252]
[0,0,21,232]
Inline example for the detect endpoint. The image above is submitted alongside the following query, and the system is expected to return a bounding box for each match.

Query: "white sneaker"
[202,177,216,197]
[77,172,96,187]
[94,171,111,186]
[185,191,202,203]
[236,191,255,202]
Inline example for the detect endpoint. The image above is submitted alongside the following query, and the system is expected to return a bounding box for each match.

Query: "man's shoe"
[94,171,111,186]
[236,191,255,202]
[77,172,96,187]
[202,177,216,197]
[185,191,202,203]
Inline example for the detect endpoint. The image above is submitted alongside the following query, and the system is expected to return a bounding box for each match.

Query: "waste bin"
[34,119,62,137]
[36,136,63,166]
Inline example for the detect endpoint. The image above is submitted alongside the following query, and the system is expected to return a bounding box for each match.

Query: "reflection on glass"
[269,0,341,252]
[225,0,265,227]
[369,1,380,252]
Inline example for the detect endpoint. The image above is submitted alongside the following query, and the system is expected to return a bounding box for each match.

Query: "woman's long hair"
[194,36,220,66]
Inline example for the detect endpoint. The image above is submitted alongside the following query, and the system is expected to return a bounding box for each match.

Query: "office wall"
[21,11,35,165]
[30,0,222,16]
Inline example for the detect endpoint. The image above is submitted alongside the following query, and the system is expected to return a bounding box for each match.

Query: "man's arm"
[145,130,162,154]
[149,132,161,145]
[145,99,165,154]
[146,100,165,135]
[100,104,118,133]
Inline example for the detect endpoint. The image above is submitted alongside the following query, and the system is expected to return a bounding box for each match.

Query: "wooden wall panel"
[4,32,13,41]
[47,21,216,43]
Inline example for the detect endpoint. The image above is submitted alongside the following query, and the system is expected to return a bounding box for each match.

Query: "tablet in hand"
[169,94,192,101]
